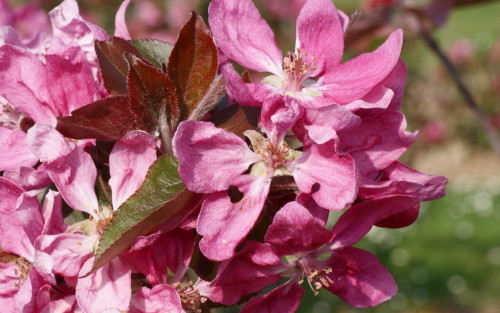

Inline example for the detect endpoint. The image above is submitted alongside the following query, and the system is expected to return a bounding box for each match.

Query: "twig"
[419,28,500,155]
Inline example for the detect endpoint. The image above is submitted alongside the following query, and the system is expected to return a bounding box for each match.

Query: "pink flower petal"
[241,282,304,313]
[114,0,131,39]
[27,124,72,163]
[14,191,44,245]
[359,162,448,201]
[296,193,329,227]
[0,127,38,171]
[44,47,99,115]
[344,86,394,111]
[0,46,57,124]
[290,144,357,211]
[265,201,333,256]
[260,96,304,143]
[208,241,282,305]
[173,121,260,193]
[198,175,271,261]
[325,247,397,307]
[43,146,99,219]
[40,190,67,235]
[109,131,157,209]
[76,257,131,313]
[123,232,168,286]
[35,233,96,277]
[129,285,185,313]
[339,111,417,177]
[320,29,403,104]
[208,0,283,75]
[0,262,20,297]
[330,196,419,249]
[49,0,109,48]
[302,103,361,144]
[296,0,344,76]
[3,166,51,191]
[220,62,260,107]
[0,176,24,213]
[0,197,38,260]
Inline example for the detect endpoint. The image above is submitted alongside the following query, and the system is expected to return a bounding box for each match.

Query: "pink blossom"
[206,196,418,309]
[0,177,68,312]
[209,0,403,125]
[173,120,357,260]
[0,0,135,172]
[26,125,157,313]
[0,0,49,42]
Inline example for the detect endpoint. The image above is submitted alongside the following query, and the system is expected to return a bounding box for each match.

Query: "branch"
[419,28,500,155]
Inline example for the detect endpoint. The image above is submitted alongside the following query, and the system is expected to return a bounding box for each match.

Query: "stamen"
[173,281,206,313]
[0,99,23,129]
[13,257,32,289]
[282,49,316,92]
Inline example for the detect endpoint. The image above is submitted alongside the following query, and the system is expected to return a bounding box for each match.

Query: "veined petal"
[76,257,131,313]
[240,282,304,313]
[0,263,20,297]
[208,0,283,76]
[320,29,403,104]
[296,0,344,76]
[109,131,157,209]
[220,63,260,107]
[0,46,57,125]
[330,196,419,249]
[302,103,361,144]
[42,146,99,219]
[40,191,67,235]
[290,145,356,211]
[35,233,96,277]
[265,201,333,256]
[207,241,282,305]
[260,96,303,144]
[27,124,72,163]
[173,121,260,193]
[129,285,185,313]
[0,127,37,171]
[359,162,448,201]
[198,175,271,261]
[325,247,397,307]
[338,111,417,178]
[3,166,51,191]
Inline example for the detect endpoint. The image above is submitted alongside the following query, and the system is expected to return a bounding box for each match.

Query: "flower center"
[298,256,334,295]
[13,257,32,288]
[173,281,207,313]
[282,48,317,93]
[0,99,23,130]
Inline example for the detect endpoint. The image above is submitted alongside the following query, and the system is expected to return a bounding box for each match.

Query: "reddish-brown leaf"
[210,104,261,138]
[95,37,143,95]
[126,53,179,134]
[56,96,144,141]
[167,12,219,121]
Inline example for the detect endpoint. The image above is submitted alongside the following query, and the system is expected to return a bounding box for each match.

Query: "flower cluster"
[0,0,447,312]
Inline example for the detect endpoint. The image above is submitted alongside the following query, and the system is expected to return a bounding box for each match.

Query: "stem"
[419,28,500,155]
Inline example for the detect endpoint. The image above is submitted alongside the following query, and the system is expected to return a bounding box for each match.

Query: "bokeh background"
[5,0,500,312]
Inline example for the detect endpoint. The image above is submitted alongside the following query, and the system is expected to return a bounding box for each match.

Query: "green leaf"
[129,39,173,68]
[95,37,144,95]
[91,155,202,273]
[167,12,221,121]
